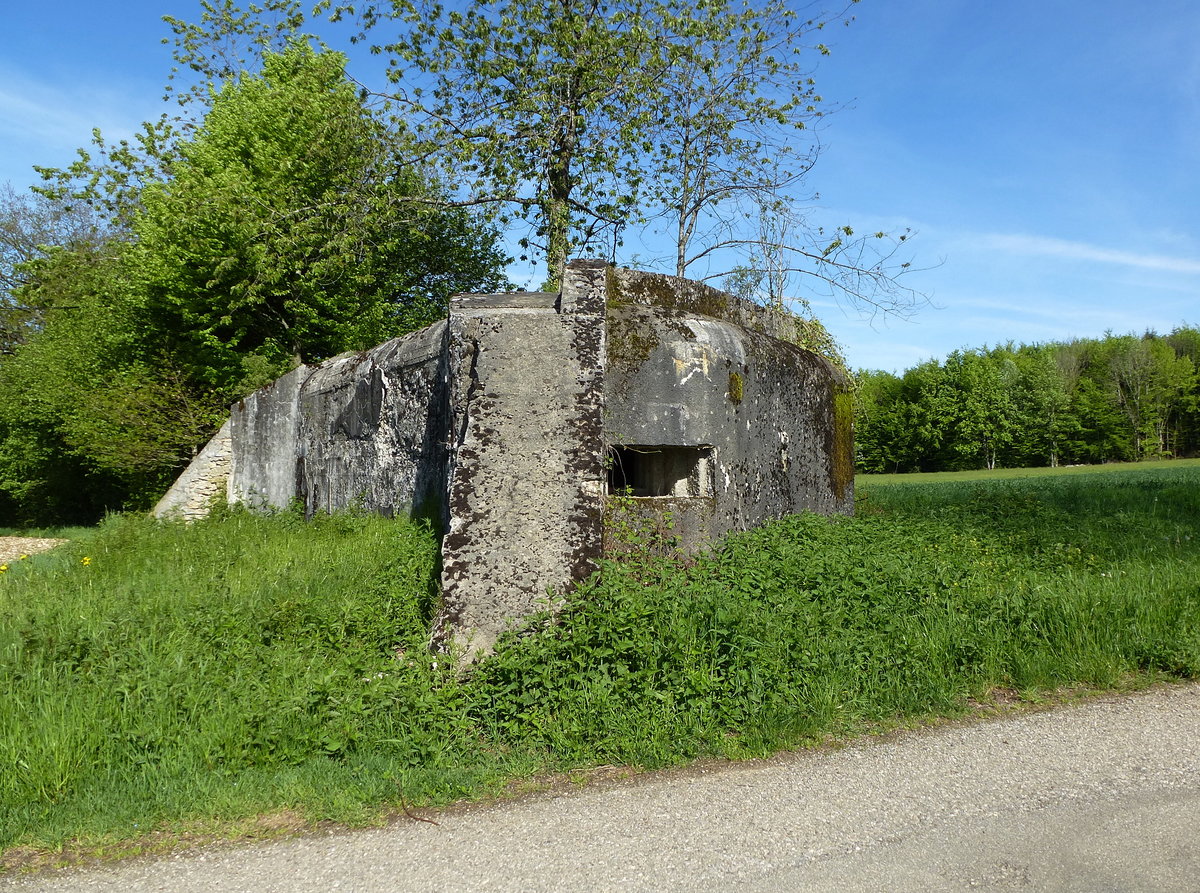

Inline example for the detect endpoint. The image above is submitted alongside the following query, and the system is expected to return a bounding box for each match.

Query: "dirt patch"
[0,537,68,563]
[250,810,308,835]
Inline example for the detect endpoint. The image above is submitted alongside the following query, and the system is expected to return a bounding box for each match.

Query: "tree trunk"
[544,64,581,290]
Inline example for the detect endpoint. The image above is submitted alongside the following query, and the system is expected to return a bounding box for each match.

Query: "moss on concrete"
[604,265,625,307]
[728,371,744,405]
[830,388,856,499]
[609,268,733,320]
[605,306,661,377]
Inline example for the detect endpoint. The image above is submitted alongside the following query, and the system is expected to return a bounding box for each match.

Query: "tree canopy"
[0,42,509,523]
[128,43,508,387]
[324,0,917,308]
[0,184,109,355]
[855,328,1200,473]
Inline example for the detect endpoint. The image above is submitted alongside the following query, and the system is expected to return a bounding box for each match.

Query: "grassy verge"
[857,456,1200,486]
[3,465,1199,865]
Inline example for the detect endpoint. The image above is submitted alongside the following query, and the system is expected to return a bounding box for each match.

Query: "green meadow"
[2,463,1198,864]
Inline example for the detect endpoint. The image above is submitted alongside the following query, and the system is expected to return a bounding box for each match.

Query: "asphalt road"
[5,682,1198,892]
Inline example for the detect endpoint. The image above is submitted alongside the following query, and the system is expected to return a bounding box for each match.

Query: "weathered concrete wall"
[603,494,715,556]
[295,323,449,521]
[225,324,449,520]
[435,270,606,659]
[229,365,313,510]
[604,268,853,547]
[152,419,234,521]
[606,266,818,346]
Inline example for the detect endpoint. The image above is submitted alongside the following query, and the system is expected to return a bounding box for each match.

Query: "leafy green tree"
[906,360,960,471]
[352,0,674,285]
[315,0,917,309]
[0,184,109,354]
[853,369,903,473]
[128,43,508,390]
[1063,340,1129,463]
[0,242,204,523]
[940,349,1019,471]
[1165,325,1200,457]
[1006,344,1077,468]
[857,329,1200,474]
[1106,333,1196,459]
[0,44,509,524]
[32,119,183,232]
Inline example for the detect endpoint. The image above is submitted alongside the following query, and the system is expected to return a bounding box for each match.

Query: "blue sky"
[2,0,1197,372]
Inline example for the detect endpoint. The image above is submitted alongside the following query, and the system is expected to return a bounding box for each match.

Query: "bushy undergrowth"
[3,466,1199,855]
[474,466,1200,764]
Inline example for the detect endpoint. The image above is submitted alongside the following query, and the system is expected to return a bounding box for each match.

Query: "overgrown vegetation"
[3,463,1198,862]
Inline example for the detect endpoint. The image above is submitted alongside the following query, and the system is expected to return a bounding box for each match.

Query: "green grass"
[0,507,464,855]
[3,464,1199,863]
[857,456,1200,486]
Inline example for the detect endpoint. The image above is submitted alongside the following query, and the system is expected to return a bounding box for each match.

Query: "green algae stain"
[830,388,855,500]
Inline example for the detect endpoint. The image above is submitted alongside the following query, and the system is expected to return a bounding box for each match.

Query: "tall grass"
[0,507,469,852]
[2,466,1199,859]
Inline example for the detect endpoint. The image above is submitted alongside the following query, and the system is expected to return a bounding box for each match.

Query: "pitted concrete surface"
[5,683,1198,892]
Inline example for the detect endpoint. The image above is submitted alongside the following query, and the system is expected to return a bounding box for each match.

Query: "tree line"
[855,327,1200,474]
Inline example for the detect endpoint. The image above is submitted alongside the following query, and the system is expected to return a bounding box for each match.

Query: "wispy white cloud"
[0,86,93,147]
[979,232,1200,275]
[953,296,1148,329]
[0,67,162,186]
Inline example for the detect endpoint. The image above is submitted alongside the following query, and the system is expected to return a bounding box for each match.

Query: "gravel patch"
[0,537,69,563]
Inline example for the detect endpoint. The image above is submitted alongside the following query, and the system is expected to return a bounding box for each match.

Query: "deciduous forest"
[855,327,1200,473]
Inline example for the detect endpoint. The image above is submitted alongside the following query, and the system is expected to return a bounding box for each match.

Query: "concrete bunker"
[156,260,853,658]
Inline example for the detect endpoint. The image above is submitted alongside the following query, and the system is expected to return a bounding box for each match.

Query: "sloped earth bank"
[4,681,1198,892]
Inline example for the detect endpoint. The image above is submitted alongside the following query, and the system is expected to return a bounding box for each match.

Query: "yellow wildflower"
[81,556,92,566]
